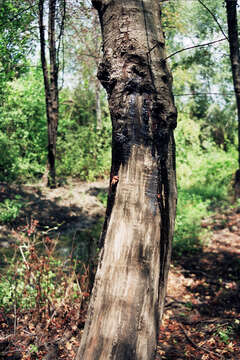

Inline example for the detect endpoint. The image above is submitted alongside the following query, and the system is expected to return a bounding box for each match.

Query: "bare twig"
[19,246,29,268]
[0,334,13,341]
[163,37,227,61]
[174,92,234,96]
[22,329,36,336]
[165,296,189,308]
[13,304,17,336]
[197,0,228,41]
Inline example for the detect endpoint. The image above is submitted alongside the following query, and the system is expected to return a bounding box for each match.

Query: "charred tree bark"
[76,1,177,359]
[225,0,240,199]
[38,0,60,188]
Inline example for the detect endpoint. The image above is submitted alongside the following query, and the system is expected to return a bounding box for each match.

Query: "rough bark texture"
[39,0,59,188]
[225,0,240,198]
[76,1,177,359]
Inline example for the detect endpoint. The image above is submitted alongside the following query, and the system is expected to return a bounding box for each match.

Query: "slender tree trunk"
[76,1,177,359]
[39,0,59,188]
[225,0,240,198]
[95,78,102,129]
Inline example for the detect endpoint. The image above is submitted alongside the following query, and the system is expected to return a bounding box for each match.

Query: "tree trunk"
[76,1,177,359]
[39,0,59,188]
[225,0,240,198]
[95,78,102,129]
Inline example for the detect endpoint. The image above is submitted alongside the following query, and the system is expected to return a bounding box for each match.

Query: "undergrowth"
[173,144,237,257]
[0,221,90,359]
[0,220,91,311]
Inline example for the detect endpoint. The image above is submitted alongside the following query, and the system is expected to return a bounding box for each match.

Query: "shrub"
[173,127,237,257]
[0,68,47,182]
[57,123,111,181]
[0,195,23,223]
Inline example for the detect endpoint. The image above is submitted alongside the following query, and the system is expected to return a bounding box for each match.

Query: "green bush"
[0,68,47,182]
[0,195,24,223]
[57,123,111,181]
[173,189,210,256]
[173,139,237,257]
[0,132,20,182]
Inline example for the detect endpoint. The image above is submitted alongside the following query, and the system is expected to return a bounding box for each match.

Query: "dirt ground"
[0,180,240,359]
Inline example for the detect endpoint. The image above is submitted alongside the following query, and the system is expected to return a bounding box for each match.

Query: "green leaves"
[0,196,24,223]
[57,122,111,181]
[0,0,35,99]
[0,68,47,182]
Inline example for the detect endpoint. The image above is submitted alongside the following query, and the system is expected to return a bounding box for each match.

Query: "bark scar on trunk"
[111,175,119,185]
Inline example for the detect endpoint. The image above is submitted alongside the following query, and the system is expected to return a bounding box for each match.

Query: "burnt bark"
[225,0,240,198]
[76,1,177,359]
[38,0,61,188]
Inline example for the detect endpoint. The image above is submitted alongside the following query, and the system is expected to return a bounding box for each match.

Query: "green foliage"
[174,190,209,256]
[0,68,47,182]
[189,0,226,40]
[57,122,111,181]
[0,195,23,223]
[215,325,234,344]
[0,132,20,182]
[97,189,108,207]
[165,0,237,151]
[0,67,111,183]
[0,1,35,100]
[173,113,237,257]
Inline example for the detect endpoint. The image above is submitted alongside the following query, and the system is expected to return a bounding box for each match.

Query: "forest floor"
[0,180,240,359]
[157,208,240,360]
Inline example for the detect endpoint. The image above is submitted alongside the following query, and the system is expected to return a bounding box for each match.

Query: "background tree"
[225,0,240,197]
[38,0,66,188]
[76,0,177,359]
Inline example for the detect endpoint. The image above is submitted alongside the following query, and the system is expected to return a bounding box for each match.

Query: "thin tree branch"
[38,0,50,100]
[48,0,57,75]
[57,0,66,68]
[197,0,228,41]
[163,37,227,61]
[174,92,234,96]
